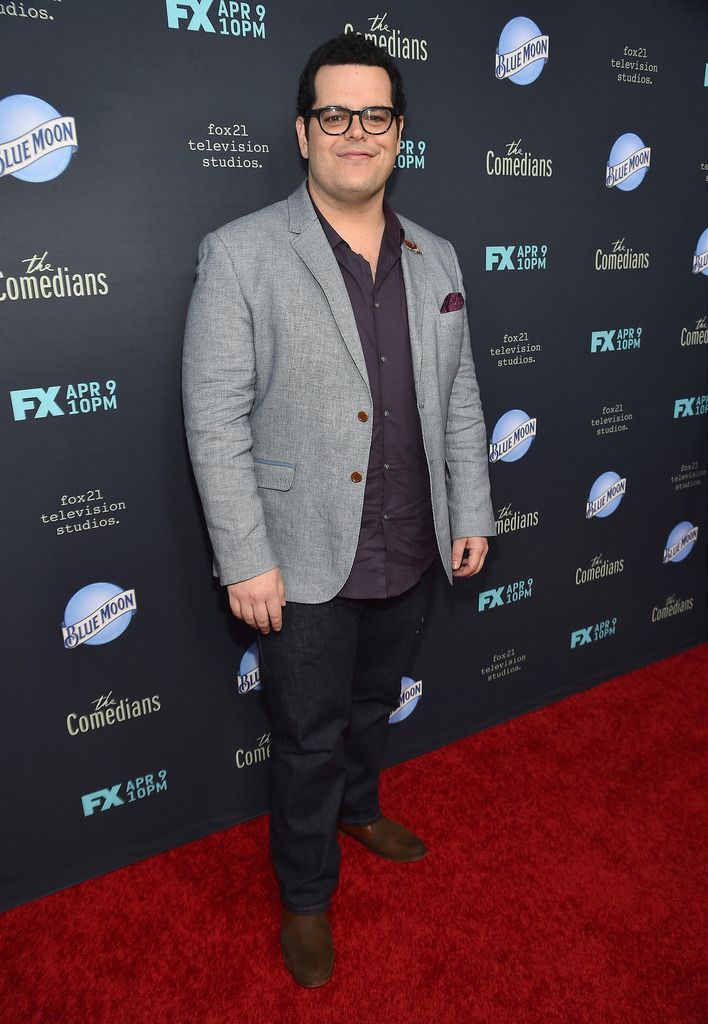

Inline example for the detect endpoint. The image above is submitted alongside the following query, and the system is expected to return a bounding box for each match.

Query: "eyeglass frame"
[305,105,401,136]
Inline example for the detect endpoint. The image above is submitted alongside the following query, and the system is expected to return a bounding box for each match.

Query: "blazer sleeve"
[444,241,497,539]
[182,230,278,585]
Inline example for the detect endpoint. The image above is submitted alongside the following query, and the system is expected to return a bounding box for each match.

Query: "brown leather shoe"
[337,816,427,862]
[280,909,334,988]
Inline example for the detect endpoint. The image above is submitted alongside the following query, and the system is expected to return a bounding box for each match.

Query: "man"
[183,34,495,987]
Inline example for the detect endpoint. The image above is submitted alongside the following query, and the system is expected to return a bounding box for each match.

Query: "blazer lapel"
[288,184,371,392]
[400,234,427,392]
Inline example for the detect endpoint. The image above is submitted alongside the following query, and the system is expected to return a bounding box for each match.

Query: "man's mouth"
[337,150,375,160]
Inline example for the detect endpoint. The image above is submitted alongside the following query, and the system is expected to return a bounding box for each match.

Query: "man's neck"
[308,178,386,246]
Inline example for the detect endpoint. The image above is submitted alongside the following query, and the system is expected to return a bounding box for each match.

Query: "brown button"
[357,410,369,422]
[351,471,363,483]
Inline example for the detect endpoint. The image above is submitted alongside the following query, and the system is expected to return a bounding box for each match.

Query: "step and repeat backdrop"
[1,0,706,910]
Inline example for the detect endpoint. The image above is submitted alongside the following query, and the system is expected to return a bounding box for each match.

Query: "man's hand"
[451,536,488,578]
[227,567,286,634]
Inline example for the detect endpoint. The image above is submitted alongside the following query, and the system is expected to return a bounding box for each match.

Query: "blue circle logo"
[0,94,78,182]
[586,471,626,519]
[606,133,650,191]
[496,17,549,85]
[489,409,537,463]
[663,521,698,564]
[692,228,708,276]
[389,676,422,724]
[62,582,136,649]
[237,642,262,693]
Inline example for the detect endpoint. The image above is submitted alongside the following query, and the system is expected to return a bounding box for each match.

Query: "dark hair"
[296,33,406,119]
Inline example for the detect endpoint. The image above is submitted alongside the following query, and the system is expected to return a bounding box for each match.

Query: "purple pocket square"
[440,292,464,313]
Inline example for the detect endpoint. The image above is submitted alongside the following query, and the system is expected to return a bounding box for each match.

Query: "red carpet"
[2,645,706,1024]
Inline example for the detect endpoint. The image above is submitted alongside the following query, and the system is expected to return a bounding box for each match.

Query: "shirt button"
[357,410,369,422]
[383,409,390,417]
[351,471,363,483]
[380,354,387,363]
[374,301,380,309]
[383,513,390,520]
[384,463,390,470]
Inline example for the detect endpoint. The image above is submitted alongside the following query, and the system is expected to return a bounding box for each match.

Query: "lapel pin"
[403,238,423,255]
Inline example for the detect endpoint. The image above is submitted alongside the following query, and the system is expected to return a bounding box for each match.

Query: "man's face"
[295,64,403,207]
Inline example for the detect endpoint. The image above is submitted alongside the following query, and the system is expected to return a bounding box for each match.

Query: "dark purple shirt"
[311,195,437,599]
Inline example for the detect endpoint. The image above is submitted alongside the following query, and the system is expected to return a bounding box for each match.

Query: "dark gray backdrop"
[1,0,706,911]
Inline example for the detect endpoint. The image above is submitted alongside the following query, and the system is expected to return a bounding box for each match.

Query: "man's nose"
[344,113,366,139]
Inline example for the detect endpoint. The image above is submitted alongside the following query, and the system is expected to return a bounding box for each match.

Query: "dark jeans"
[256,570,431,913]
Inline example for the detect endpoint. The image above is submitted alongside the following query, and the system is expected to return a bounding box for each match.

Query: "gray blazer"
[182,181,495,603]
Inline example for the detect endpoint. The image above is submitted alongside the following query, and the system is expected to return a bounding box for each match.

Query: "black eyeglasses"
[306,106,399,136]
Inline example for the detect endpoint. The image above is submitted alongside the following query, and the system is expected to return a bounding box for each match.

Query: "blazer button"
[357,410,369,422]
[351,471,363,483]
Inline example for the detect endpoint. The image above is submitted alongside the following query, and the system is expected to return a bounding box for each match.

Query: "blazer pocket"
[253,458,296,491]
[437,309,465,327]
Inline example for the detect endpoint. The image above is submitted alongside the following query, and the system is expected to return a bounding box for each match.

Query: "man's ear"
[295,116,309,159]
[397,115,405,145]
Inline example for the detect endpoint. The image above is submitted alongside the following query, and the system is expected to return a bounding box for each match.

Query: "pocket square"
[440,292,464,313]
